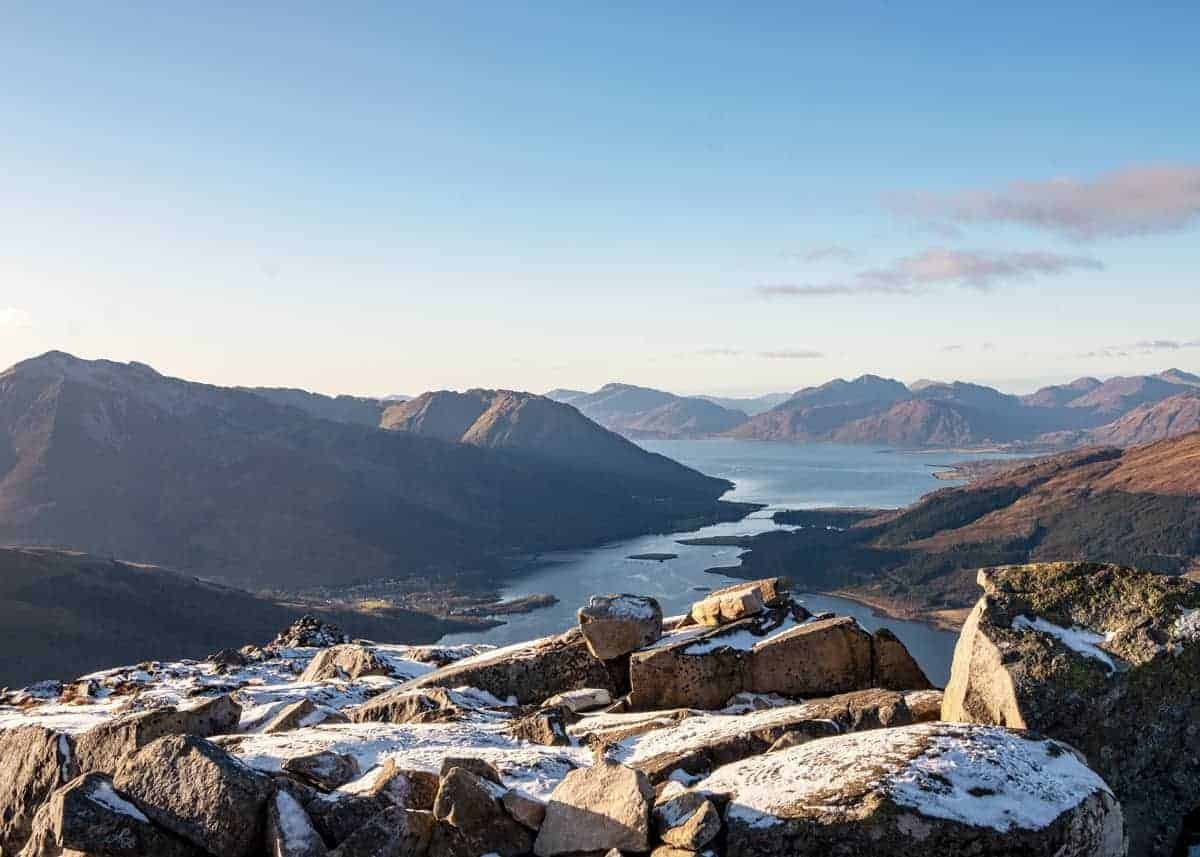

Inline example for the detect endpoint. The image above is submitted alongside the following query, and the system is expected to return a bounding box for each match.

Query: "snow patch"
[1172,607,1200,644]
[90,779,149,823]
[1012,615,1116,671]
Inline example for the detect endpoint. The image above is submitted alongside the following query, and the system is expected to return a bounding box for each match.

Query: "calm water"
[439,440,1017,685]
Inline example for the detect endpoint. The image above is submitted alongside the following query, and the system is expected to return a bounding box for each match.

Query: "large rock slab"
[329,806,433,857]
[0,726,76,855]
[75,694,241,774]
[534,761,654,856]
[350,687,466,725]
[872,627,934,690]
[301,760,434,845]
[300,644,392,682]
[578,594,664,659]
[18,773,203,857]
[747,616,874,696]
[265,698,350,733]
[113,734,273,857]
[690,580,788,625]
[942,562,1200,857]
[700,722,1125,857]
[433,767,532,857]
[266,789,329,857]
[371,628,616,708]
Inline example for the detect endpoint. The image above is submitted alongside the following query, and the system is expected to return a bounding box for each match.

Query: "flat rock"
[578,594,664,660]
[943,561,1200,857]
[691,586,765,626]
[534,761,654,856]
[283,750,362,790]
[543,688,613,713]
[265,698,351,733]
[112,734,273,857]
[350,687,466,725]
[0,726,76,855]
[747,616,874,697]
[700,722,1124,857]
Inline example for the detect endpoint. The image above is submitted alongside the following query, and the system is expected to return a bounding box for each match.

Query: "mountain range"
[551,370,1200,448]
[0,352,744,595]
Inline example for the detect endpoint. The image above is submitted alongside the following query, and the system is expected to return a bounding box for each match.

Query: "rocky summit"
[4,570,1198,856]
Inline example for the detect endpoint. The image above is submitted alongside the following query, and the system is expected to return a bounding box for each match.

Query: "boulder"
[266,789,328,857]
[534,761,654,856]
[75,694,242,774]
[329,806,433,857]
[543,688,613,713]
[508,707,571,746]
[0,726,76,855]
[300,644,392,682]
[382,628,617,707]
[283,751,362,791]
[578,594,664,659]
[652,784,721,850]
[690,586,765,626]
[871,627,933,690]
[264,698,351,733]
[272,615,350,649]
[304,761,431,845]
[18,773,203,857]
[942,561,1200,857]
[700,722,1124,857]
[628,619,756,710]
[747,616,874,697]
[433,767,532,857]
[206,648,248,670]
[112,734,273,857]
[502,790,547,831]
[902,689,944,722]
[350,687,466,725]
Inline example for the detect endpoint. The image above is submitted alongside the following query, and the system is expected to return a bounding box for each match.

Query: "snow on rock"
[89,777,149,822]
[1172,607,1200,644]
[1012,615,1117,671]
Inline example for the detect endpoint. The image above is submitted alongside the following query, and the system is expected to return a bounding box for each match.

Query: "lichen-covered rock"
[350,687,467,725]
[700,722,1125,857]
[303,760,430,845]
[299,644,392,682]
[942,561,1200,857]
[266,789,329,857]
[18,773,203,857]
[578,594,664,659]
[112,734,273,857]
[871,627,934,690]
[508,707,572,746]
[75,694,241,774]
[0,726,76,855]
[534,761,654,856]
[387,627,617,706]
[438,757,503,786]
[433,767,532,857]
[329,806,433,857]
[265,698,351,733]
[283,750,362,791]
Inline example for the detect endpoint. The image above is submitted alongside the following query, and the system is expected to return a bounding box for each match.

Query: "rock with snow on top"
[747,616,874,698]
[0,726,77,855]
[653,783,721,850]
[508,707,572,746]
[264,698,351,734]
[690,586,765,626]
[300,644,393,682]
[578,594,664,660]
[943,561,1200,857]
[112,734,273,857]
[438,757,503,786]
[502,789,547,831]
[350,687,467,725]
[272,615,350,649]
[700,722,1124,857]
[534,760,654,856]
[433,767,533,857]
[329,806,433,857]
[283,750,362,791]
[265,789,329,857]
[302,760,430,845]
[18,772,204,857]
[542,687,613,713]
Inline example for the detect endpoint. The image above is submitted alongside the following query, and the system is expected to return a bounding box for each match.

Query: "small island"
[627,552,679,562]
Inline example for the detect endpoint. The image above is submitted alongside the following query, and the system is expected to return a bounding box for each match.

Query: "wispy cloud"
[1080,338,1200,359]
[755,248,1102,298]
[892,164,1200,241]
[940,344,965,353]
[694,347,744,357]
[759,349,825,360]
[0,308,32,328]
[800,245,857,263]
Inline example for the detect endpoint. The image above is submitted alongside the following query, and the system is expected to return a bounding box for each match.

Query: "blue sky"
[2,2,1198,396]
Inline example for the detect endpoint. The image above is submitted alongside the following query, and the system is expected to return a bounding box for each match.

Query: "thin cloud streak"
[755,248,1103,298]
[1080,338,1200,359]
[801,245,857,263]
[760,349,825,360]
[892,164,1200,240]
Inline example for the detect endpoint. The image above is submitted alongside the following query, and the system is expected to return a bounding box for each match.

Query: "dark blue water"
[439,440,1018,686]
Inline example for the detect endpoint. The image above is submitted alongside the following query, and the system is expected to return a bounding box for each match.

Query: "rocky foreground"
[1,569,1198,857]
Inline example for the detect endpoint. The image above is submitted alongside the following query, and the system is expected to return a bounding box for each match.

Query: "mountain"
[696,392,791,416]
[543,388,588,404]
[785,374,913,410]
[1019,377,1102,408]
[379,389,721,481]
[1158,368,1200,387]
[0,352,742,592]
[1064,374,1189,416]
[714,432,1200,623]
[1037,390,1200,448]
[242,386,387,426]
[557,383,749,438]
[0,546,473,688]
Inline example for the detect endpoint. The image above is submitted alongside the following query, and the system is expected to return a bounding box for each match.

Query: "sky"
[2,2,1198,397]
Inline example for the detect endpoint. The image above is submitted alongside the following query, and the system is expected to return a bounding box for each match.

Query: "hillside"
[0,547,474,688]
[240,386,387,426]
[1036,390,1200,448]
[730,370,1198,447]
[709,432,1200,623]
[551,383,748,438]
[0,352,743,592]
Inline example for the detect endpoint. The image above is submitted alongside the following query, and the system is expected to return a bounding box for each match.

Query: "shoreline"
[821,587,970,633]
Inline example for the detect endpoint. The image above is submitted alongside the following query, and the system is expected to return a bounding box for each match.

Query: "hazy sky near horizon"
[2,3,1198,398]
